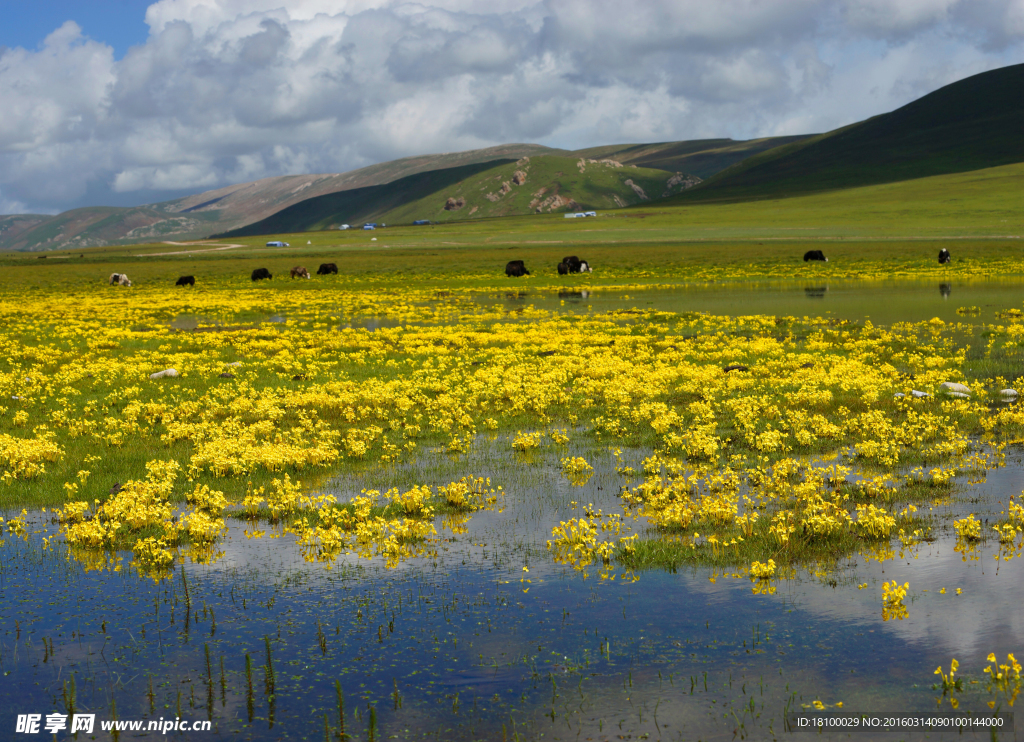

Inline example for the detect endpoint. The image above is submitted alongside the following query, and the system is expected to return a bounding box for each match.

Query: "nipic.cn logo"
[16,713,94,734]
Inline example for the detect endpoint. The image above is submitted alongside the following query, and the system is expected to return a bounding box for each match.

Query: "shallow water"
[2,440,1021,740]
[485,279,1024,326]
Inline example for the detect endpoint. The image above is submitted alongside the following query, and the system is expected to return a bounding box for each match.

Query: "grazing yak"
[290,266,310,279]
[317,263,338,275]
[505,260,530,277]
[251,268,272,281]
[939,248,951,264]
[109,273,132,287]
[175,275,195,287]
[559,256,592,274]
[803,250,828,262]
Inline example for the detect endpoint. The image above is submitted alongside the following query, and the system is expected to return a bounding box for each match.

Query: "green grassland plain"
[3,162,1020,290]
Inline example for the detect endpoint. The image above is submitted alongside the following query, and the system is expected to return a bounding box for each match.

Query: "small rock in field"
[219,372,235,379]
[939,381,970,395]
[110,482,123,495]
[1000,389,1018,397]
[911,390,930,398]
[149,368,178,379]
[723,364,748,372]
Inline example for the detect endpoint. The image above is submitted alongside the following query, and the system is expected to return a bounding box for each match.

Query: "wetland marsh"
[0,243,1022,740]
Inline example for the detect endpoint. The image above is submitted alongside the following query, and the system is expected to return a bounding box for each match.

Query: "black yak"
[939,248,951,264]
[317,263,338,275]
[803,250,827,262]
[505,260,530,277]
[251,268,272,281]
[175,275,195,287]
[290,266,310,279]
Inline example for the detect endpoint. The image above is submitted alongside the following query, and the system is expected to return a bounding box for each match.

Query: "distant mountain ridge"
[0,143,559,252]
[0,137,807,251]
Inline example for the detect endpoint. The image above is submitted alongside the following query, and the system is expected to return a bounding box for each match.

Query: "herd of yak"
[106,250,954,287]
[505,256,592,277]
[107,263,338,287]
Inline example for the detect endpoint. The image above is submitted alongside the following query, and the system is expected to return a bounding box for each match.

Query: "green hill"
[676,63,1024,203]
[217,155,697,236]
[214,160,515,237]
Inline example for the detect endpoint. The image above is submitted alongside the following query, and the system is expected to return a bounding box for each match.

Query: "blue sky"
[1,0,152,59]
[0,0,1020,215]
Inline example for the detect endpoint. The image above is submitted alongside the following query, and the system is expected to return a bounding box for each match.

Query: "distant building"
[413,220,430,226]
[363,224,376,230]
[266,240,290,246]
[338,224,350,230]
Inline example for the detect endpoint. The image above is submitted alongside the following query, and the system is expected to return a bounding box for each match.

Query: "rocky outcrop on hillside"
[577,158,625,172]
[624,179,649,200]
[531,192,579,212]
[444,197,466,211]
[484,160,530,202]
[661,172,703,197]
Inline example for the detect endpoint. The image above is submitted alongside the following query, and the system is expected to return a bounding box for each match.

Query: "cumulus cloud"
[0,0,1020,213]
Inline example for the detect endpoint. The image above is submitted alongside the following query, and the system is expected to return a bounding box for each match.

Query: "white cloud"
[844,0,959,35]
[0,0,1020,213]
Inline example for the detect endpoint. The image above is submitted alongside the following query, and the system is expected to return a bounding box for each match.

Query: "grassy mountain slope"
[675,63,1024,203]
[214,160,516,237]
[572,136,813,179]
[210,161,1024,257]
[218,155,695,237]
[379,155,691,224]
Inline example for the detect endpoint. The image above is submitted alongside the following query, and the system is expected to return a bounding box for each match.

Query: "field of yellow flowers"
[1,252,1022,585]
[1,242,1023,739]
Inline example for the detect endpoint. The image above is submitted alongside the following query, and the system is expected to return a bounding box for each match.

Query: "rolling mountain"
[674,63,1024,203]
[0,137,805,251]
[0,143,561,252]
[216,154,700,237]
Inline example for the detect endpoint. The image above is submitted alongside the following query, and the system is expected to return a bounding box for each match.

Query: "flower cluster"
[882,579,909,621]
[984,652,1021,708]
